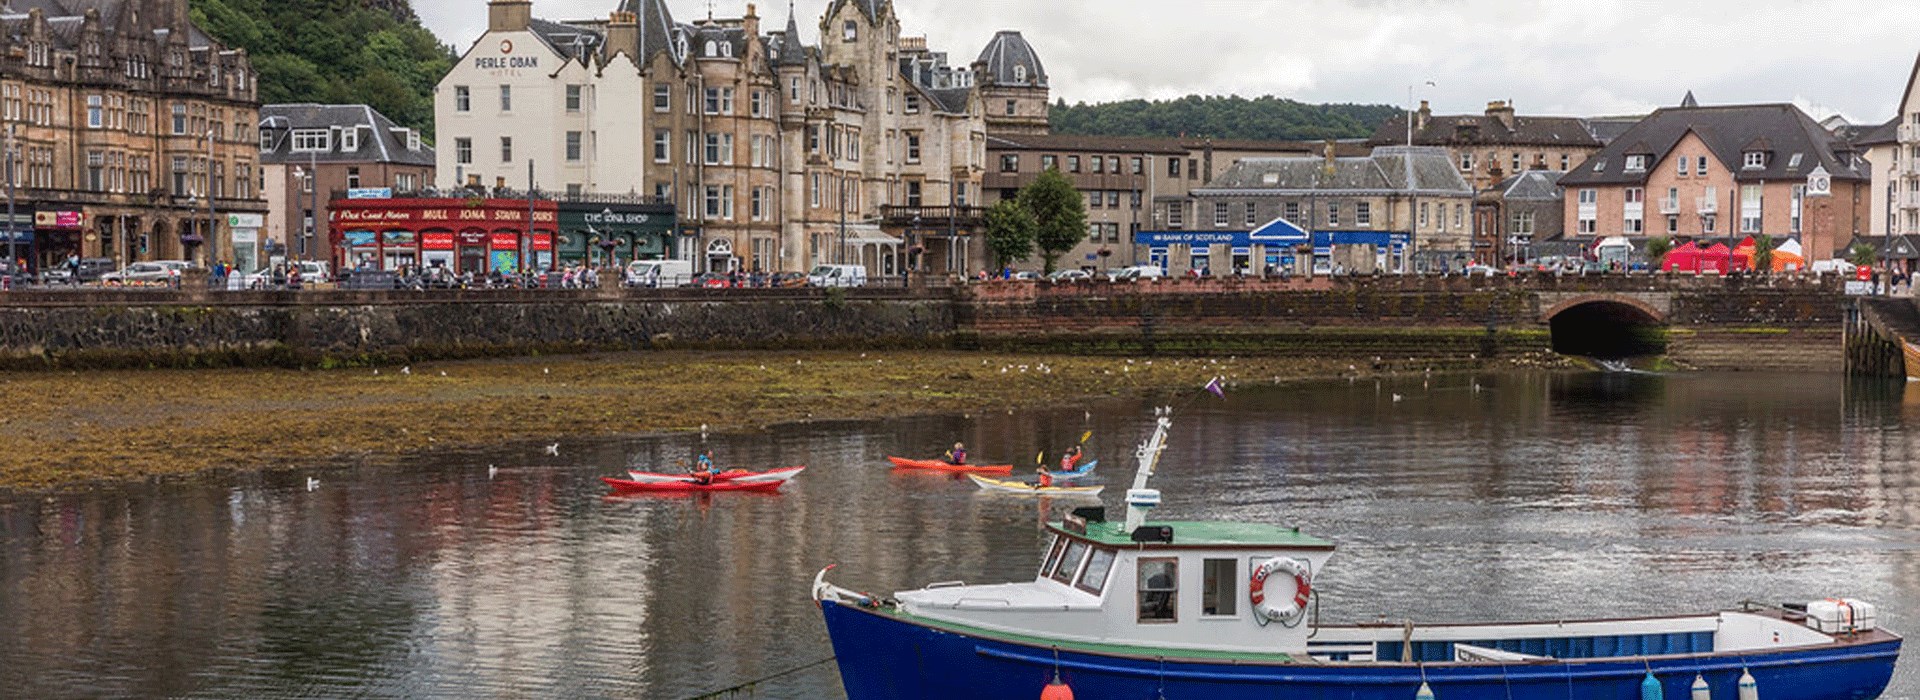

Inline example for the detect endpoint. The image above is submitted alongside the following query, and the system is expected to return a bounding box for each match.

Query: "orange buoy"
[1039,677,1074,700]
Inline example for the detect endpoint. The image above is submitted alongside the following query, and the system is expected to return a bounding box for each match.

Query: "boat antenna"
[1124,407,1172,532]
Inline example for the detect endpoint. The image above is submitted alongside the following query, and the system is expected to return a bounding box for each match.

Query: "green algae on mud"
[0,350,1562,491]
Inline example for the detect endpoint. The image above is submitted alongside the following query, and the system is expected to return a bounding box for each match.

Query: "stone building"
[1555,101,1870,262]
[1474,169,1564,265]
[983,134,1356,271]
[1370,100,1603,192]
[974,30,1048,136]
[434,0,1015,276]
[259,104,433,273]
[1174,145,1472,275]
[0,0,265,270]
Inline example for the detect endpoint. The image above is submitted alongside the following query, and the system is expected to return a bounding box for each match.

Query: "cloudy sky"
[418,0,1920,123]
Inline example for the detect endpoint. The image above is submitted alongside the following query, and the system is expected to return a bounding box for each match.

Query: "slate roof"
[768,8,809,66]
[1495,170,1564,200]
[1196,146,1471,196]
[258,103,434,167]
[615,0,679,65]
[528,17,601,63]
[830,0,884,22]
[1557,103,1869,187]
[1584,117,1642,145]
[1370,112,1600,149]
[987,134,1189,155]
[1853,117,1900,147]
[976,30,1045,88]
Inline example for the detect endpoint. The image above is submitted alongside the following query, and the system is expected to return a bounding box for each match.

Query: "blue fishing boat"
[814,410,1901,699]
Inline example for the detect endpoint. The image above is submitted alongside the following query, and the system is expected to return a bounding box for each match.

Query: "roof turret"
[976,30,1046,88]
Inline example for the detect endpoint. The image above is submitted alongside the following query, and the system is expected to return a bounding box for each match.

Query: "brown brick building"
[0,0,265,271]
[259,103,434,273]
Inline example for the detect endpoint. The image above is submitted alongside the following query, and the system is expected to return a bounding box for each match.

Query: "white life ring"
[1249,557,1311,622]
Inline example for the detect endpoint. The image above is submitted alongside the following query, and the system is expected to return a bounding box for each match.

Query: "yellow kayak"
[966,474,1104,497]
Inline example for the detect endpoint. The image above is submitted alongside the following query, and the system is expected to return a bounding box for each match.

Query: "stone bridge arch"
[1536,292,1673,359]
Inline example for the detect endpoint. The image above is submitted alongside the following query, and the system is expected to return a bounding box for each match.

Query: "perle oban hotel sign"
[475,38,538,70]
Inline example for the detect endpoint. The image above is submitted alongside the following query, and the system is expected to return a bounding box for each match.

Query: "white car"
[1048,269,1092,283]
[1113,265,1167,281]
[1463,264,1497,277]
[101,261,182,283]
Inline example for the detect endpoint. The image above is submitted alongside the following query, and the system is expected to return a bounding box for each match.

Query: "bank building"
[431,0,1050,276]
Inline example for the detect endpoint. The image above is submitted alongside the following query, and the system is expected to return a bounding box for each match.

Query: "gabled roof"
[258,103,434,167]
[1369,112,1601,149]
[768,6,809,66]
[976,30,1045,88]
[828,0,885,22]
[1558,103,1868,187]
[1854,117,1900,147]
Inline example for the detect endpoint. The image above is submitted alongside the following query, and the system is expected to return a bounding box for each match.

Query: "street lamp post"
[4,125,16,280]
[206,130,218,273]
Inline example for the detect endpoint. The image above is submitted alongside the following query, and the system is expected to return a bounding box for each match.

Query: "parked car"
[1112,265,1167,281]
[770,271,809,288]
[101,261,180,284]
[1462,264,1497,277]
[625,258,695,288]
[294,260,332,284]
[689,271,736,288]
[1580,260,1608,274]
[41,257,116,284]
[1010,271,1042,281]
[807,264,869,287]
[1048,269,1093,283]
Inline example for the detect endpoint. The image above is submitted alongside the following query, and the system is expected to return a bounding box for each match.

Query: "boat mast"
[1124,408,1172,532]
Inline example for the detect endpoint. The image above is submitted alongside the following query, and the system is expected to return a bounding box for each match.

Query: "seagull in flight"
[544,442,560,456]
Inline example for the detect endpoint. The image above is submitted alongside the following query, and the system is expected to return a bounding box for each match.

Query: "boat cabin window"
[1075,548,1116,595]
[1202,558,1237,616]
[1039,534,1064,574]
[1050,540,1090,584]
[1137,558,1178,623]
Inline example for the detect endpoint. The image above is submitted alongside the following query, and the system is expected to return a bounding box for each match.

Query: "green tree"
[982,200,1036,272]
[1644,236,1673,267]
[1017,169,1088,274]
[1848,243,1879,269]
[190,0,455,135]
[1749,235,1776,273]
[1049,94,1401,141]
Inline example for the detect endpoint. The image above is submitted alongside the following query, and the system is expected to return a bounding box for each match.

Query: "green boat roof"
[1056,519,1335,549]
[874,604,1299,664]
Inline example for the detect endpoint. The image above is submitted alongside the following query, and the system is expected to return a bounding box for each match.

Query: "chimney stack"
[1323,139,1337,175]
[1486,100,1516,130]
[606,10,638,61]
[489,0,533,33]
[743,4,760,38]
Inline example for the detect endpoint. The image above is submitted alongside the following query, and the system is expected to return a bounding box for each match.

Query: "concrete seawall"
[0,275,1849,370]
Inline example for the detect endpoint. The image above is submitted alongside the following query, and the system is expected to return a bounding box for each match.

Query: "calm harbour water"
[2,371,1917,699]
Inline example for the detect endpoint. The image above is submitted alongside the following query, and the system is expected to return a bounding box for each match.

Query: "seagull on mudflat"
[544,442,560,456]
[488,464,498,479]
[1391,394,1404,403]
[306,477,320,492]
[543,367,551,375]
[400,366,411,375]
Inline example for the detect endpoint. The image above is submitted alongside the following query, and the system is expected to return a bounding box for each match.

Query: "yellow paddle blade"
[1035,451,1045,464]
[1079,430,1093,444]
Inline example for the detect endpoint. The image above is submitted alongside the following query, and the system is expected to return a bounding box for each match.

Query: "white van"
[625,258,694,288]
[808,264,868,287]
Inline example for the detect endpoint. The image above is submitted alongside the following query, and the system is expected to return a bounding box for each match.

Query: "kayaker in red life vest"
[1059,445,1083,471]
[1035,466,1055,488]
[945,442,967,465]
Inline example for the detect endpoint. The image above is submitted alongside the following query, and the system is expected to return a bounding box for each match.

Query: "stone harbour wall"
[0,288,954,369]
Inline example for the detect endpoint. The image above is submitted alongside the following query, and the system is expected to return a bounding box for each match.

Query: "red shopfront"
[329,198,558,274]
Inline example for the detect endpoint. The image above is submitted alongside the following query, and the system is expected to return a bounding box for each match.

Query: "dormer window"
[843,20,857,42]
[1593,158,1607,172]
[1624,155,1647,172]
[705,41,716,58]
[290,129,329,153]
[341,127,359,152]
[721,42,733,58]
[1788,153,1804,169]
[1744,151,1765,169]
[1013,64,1027,83]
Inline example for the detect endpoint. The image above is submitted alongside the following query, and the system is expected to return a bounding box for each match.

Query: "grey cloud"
[417,0,1920,122]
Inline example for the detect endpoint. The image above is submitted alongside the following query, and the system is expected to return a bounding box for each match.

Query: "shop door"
[459,247,487,274]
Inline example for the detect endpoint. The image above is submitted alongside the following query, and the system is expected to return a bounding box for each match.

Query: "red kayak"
[601,476,789,493]
[886,456,1014,474]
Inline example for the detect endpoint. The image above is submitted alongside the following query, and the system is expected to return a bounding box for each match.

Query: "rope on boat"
[680,655,838,700]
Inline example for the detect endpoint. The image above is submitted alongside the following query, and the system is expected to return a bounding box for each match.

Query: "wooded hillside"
[1050,95,1399,141]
